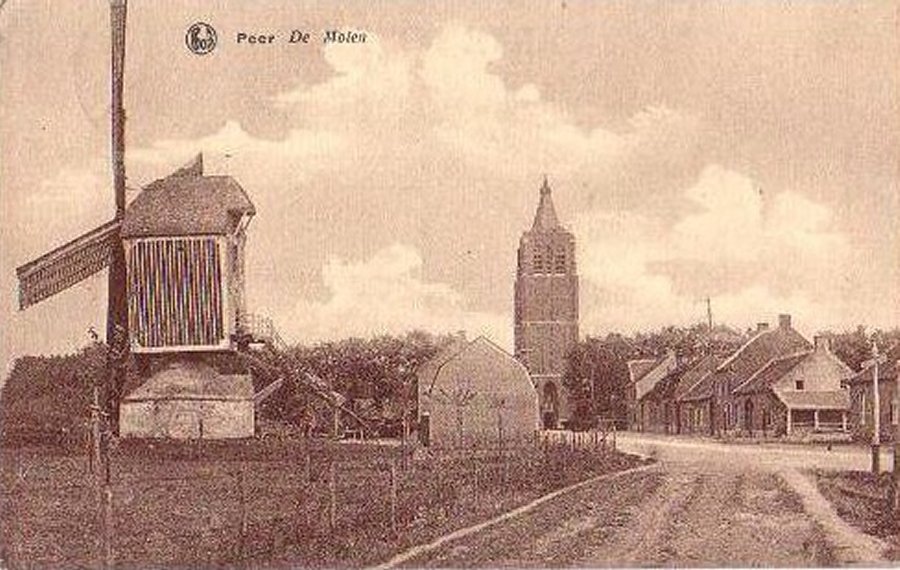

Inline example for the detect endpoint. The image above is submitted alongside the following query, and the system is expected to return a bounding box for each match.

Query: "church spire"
[532,176,560,231]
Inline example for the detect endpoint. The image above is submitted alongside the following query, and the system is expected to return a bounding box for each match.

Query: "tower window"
[555,253,566,273]
[533,253,543,273]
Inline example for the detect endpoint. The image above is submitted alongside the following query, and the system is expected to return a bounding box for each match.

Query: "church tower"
[514,177,579,429]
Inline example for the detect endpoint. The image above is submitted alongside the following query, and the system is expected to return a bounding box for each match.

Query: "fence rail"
[1,434,627,569]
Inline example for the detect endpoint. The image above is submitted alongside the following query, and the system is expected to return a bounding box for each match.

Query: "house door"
[744,399,754,434]
[542,382,559,429]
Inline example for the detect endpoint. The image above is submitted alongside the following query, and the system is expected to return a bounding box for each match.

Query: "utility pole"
[892,354,900,515]
[106,0,129,439]
[870,341,882,474]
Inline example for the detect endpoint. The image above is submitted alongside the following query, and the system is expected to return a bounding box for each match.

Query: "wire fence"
[1,430,630,569]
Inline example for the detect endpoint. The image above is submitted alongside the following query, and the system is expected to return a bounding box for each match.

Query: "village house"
[636,359,692,433]
[730,335,852,437]
[417,335,539,448]
[626,350,678,431]
[707,315,812,435]
[845,342,899,442]
[675,354,725,435]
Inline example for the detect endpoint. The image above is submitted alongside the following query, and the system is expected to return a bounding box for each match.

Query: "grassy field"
[0,436,645,568]
[814,470,900,561]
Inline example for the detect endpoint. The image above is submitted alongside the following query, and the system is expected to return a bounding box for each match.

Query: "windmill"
[16,0,373,442]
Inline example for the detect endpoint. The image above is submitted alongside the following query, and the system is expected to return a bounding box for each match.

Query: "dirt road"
[399,434,890,567]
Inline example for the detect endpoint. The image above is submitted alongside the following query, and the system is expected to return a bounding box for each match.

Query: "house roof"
[627,358,657,383]
[122,163,255,238]
[674,355,725,402]
[711,325,812,394]
[643,359,699,402]
[732,351,809,395]
[673,354,724,401]
[417,336,530,396]
[775,390,849,410]
[632,351,678,402]
[846,342,900,385]
[531,177,560,231]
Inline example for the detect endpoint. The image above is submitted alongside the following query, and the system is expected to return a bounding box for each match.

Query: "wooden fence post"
[390,457,398,535]
[103,484,113,569]
[328,461,337,531]
[237,467,246,561]
[304,452,312,530]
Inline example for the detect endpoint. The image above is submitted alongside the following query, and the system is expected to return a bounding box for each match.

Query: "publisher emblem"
[185,22,217,55]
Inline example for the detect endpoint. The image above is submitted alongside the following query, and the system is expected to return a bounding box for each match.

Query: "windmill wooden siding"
[126,236,227,350]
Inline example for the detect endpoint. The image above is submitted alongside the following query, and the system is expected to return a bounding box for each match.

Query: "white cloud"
[575,165,851,334]
[282,244,510,348]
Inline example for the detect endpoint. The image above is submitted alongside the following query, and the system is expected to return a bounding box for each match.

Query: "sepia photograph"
[0,0,898,567]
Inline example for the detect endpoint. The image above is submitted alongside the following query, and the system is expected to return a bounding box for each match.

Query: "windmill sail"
[16,219,120,309]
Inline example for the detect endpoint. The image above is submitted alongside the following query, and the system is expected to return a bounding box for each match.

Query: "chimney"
[778,314,792,329]
[756,322,770,333]
[814,334,831,352]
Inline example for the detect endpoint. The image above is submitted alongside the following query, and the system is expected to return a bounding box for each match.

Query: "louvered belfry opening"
[126,236,226,351]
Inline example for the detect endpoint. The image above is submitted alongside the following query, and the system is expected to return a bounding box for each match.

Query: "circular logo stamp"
[185,22,217,55]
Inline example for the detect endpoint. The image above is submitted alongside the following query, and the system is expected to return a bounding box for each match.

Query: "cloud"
[575,165,850,334]
[282,244,510,347]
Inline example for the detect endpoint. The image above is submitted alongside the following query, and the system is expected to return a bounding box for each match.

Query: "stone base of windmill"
[120,359,255,439]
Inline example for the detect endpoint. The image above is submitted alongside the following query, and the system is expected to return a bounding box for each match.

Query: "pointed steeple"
[531,175,560,231]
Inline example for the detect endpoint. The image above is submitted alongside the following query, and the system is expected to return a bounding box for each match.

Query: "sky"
[1,1,898,377]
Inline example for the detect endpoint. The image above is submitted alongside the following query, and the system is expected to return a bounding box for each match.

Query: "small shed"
[417,336,539,448]
[120,360,254,439]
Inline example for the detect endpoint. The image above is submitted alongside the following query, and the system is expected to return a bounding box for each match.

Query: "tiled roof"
[776,390,849,410]
[643,359,698,402]
[122,172,255,238]
[711,326,812,394]
[675,354,724,402]
[674,354,724,400]
[846,343,900,385]
[633,352,678,401]
[627,358,657,383]
[733,351,809,395]
[416,337,469,395]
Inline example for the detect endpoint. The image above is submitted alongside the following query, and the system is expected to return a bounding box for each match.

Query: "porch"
[779,390,850,436]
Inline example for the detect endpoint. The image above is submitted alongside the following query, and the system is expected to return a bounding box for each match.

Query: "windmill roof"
[122,171,255,238]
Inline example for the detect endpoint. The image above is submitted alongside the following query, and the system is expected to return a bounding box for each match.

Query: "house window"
[795,380,805,391]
